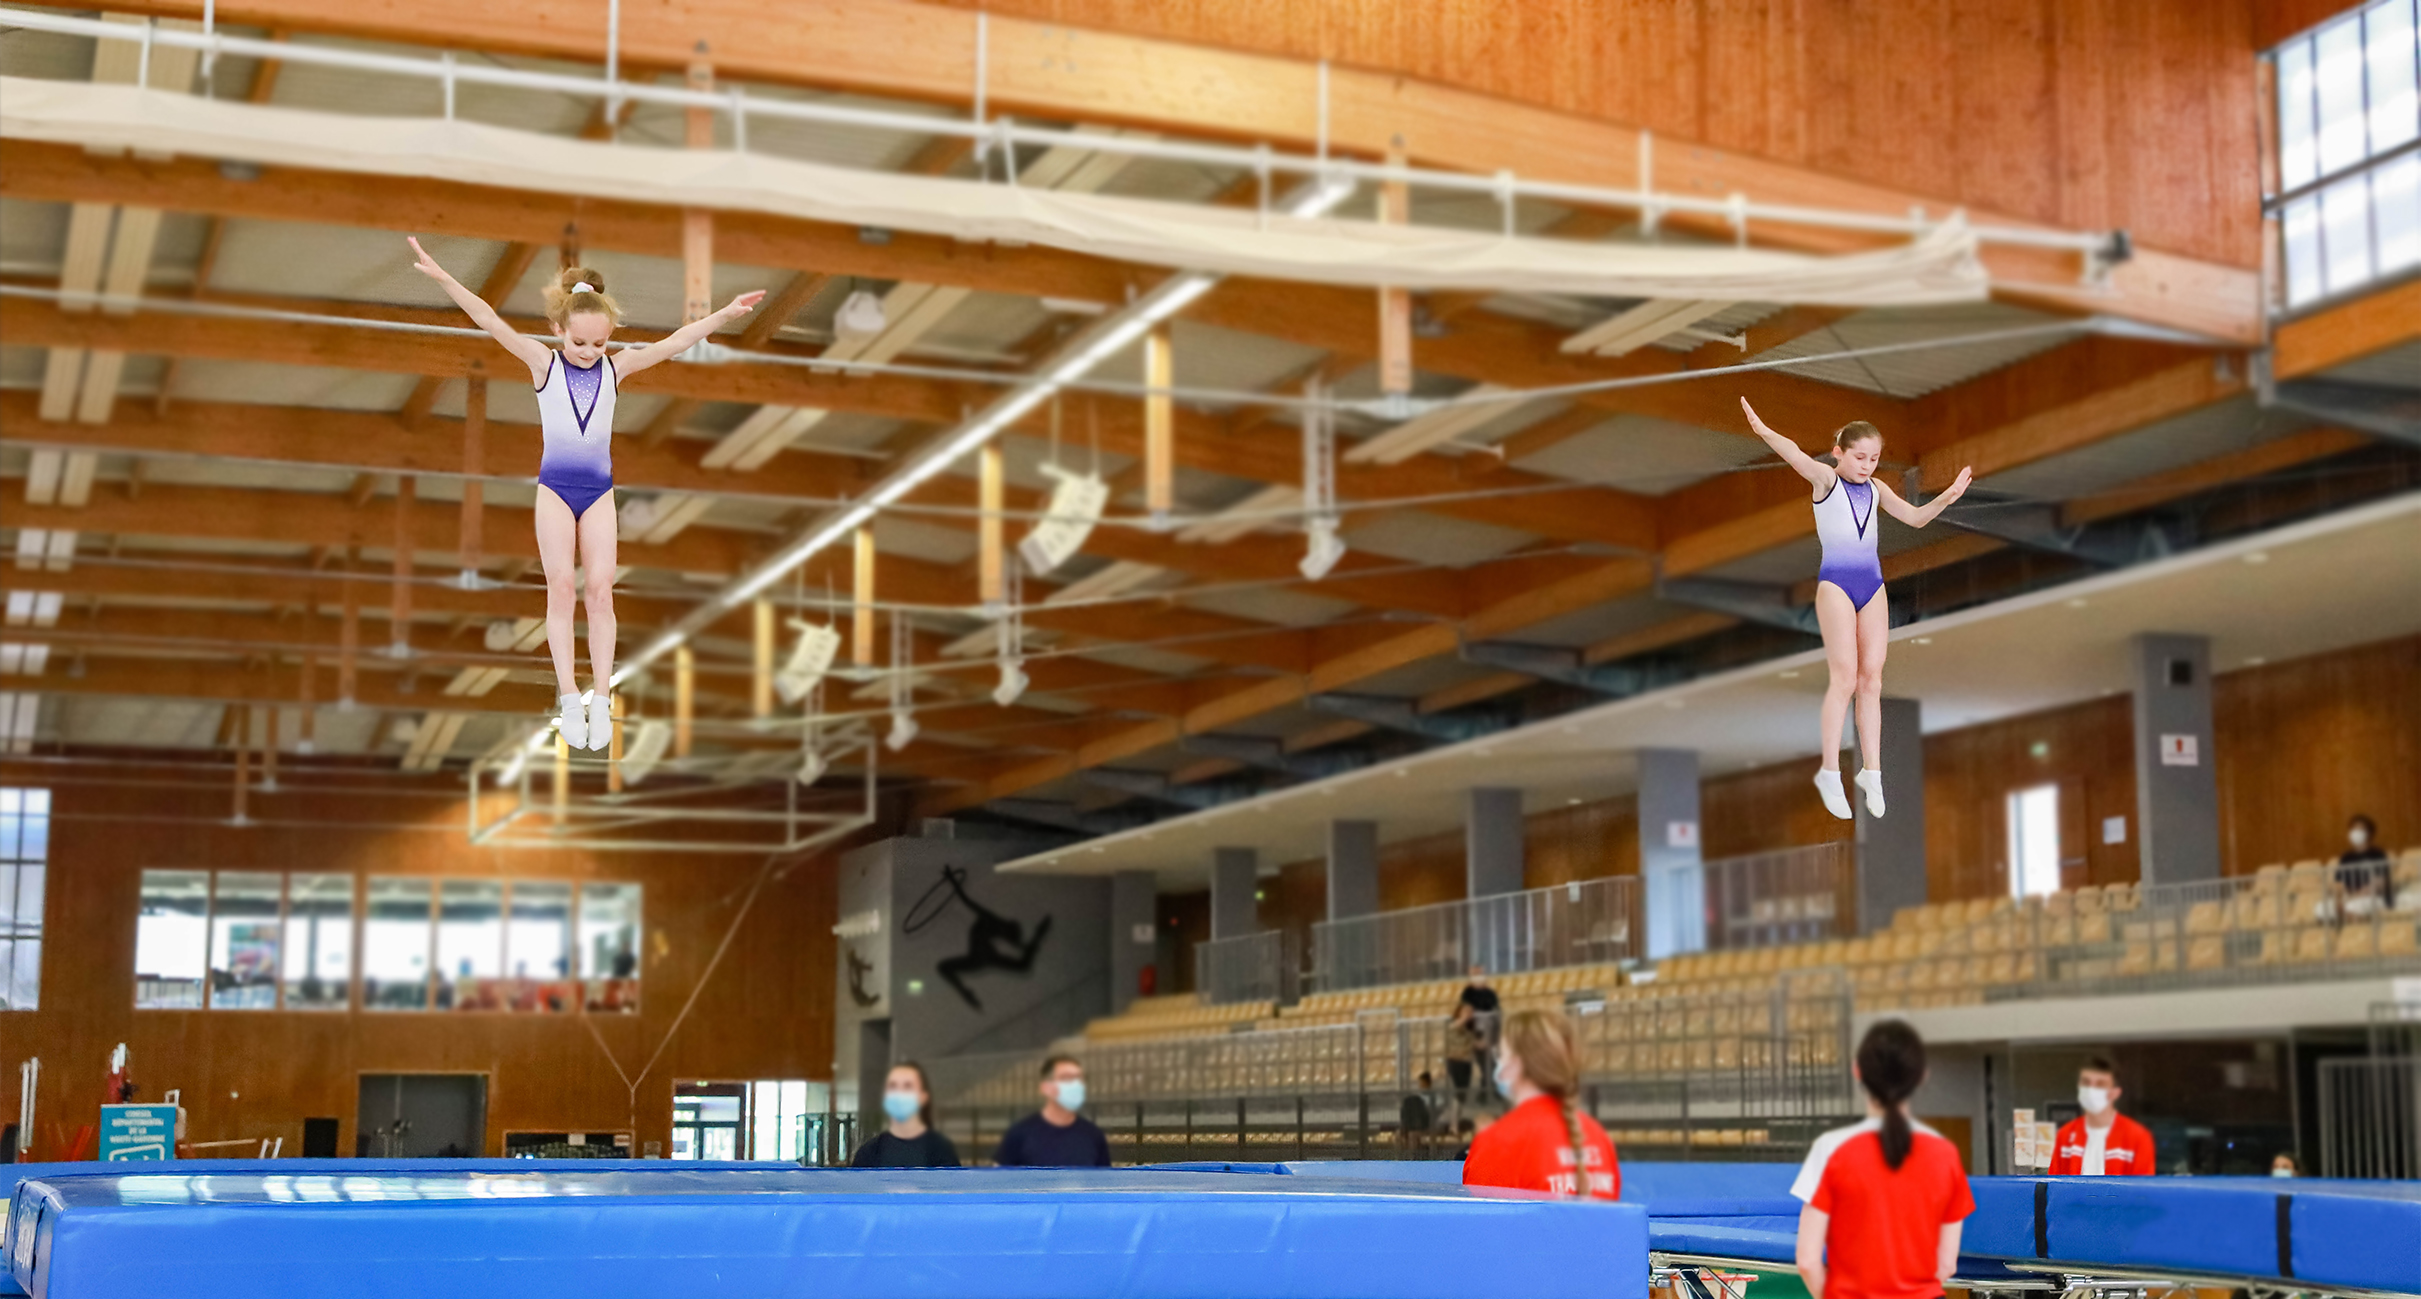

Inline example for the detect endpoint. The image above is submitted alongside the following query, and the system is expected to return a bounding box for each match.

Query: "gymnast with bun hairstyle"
[1740,399,1973,822]
[409,238,762,750]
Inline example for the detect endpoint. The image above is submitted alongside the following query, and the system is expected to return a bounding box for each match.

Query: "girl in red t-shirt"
[1793,1021,1974,1299]
[1461,1008,1620,1200]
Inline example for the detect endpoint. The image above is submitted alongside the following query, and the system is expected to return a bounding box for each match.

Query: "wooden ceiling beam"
[82,0,2256,340]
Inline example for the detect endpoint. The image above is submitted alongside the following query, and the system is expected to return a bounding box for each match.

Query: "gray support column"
[1854,697,1929,934]
[1110,870,1157,1014]
[1638,748,1706,959]
[1327,820,1380,922]
[1210,847,1260,941]
[2131,633,2221,884]
[1466,788,1526,899]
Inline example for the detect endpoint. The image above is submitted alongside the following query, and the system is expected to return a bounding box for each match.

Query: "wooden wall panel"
[1525,795,1641,887]
[952,0,2264,265]
[1920,694,2139,902]
[1378,830,1466,911]
[2215,634,2421,872]
[1702,762,1857,859]
[0,767,843,1162]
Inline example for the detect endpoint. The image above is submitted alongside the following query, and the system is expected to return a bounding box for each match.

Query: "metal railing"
[1705,842,1857,951]
[1842,866,2421,1012]
[1312,875,1644,992]
[925,972,1858,1162]
[2318,1054,2419,1179]
[1195,930,1299,1007]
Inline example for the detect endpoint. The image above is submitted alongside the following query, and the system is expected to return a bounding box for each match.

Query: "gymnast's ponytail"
[544,265,622,328]
[1856,1019,1927,1171]
[1502,1009,1593,1196]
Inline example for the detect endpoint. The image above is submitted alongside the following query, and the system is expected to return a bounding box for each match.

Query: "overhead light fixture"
[1300,518,1347,581]
[775,620,843,705]
[886,708,920,752]
[1020,465,1111,576]
[796,743,829,788]
[834,288,887,340]
[619,720,673,787]
[993,659,1029,708]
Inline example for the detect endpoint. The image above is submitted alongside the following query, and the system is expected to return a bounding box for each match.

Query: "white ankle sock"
[1855,768,1886,818]
[586,690,613,751]
[1813,768,1852,820]
[557,693,588,749]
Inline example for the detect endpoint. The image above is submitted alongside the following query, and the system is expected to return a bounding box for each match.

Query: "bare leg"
[1813,582,1860,770]
[533,488,581,698]
[578,493,619,691]
[1853,588,1891,770]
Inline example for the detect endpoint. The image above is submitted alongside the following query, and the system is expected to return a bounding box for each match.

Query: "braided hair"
[1502,1008,1594,1197]
[1855,1019,1927,1170]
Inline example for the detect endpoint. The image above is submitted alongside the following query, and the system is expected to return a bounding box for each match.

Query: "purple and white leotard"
[535,351,616,521]
[1813,476,1884,610]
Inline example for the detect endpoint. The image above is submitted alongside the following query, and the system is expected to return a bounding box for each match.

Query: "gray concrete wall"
[2131,633,2222,884]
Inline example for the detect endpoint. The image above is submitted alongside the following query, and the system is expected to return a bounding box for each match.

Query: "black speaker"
[302,1116,340,1158]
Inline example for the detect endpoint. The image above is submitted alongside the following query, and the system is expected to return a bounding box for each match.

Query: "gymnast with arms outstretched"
[1740,398,1972,820]
[409,237,763,749]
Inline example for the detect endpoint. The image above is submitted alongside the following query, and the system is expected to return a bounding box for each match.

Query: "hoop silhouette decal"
[900,864,1052,1010]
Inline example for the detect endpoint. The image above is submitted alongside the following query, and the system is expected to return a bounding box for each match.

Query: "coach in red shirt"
[1794,1022,1974,1299]
[1461,1009,1620,1200]
[2047,1055,2155,1176]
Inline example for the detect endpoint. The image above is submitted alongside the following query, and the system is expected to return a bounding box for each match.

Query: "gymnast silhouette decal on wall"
[900,864,1052,1011]
[844,946,881,1009]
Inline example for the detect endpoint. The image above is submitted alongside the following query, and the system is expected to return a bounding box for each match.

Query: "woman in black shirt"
[849,1062,961,1169]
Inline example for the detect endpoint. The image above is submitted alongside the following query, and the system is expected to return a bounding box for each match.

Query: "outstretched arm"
[1741,397,1837,495]
[1876,466,1973,528]
[407,236,551,383]
[614,290,768,378]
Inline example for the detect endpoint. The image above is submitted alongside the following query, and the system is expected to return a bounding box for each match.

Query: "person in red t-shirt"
[2047,1056,2155,1176]
[1794,1020,1974,1299]
[1461,1008,1620,1200]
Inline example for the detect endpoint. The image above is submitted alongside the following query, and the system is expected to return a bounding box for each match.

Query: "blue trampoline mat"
[11,1165,1647,1299]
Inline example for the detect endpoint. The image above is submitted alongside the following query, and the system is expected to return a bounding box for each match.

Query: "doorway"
[357,1073,488,1157]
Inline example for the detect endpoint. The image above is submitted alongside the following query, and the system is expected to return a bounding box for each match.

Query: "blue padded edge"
[2,1158,782,1297]
[14,1166,1648,1299]
[1649,1215,1800,1263]
[2289,1178,2421,1294]
[1262,1160,1805,1215]
[1277,1160,1464,1184]
[1958,1176,2421,1294]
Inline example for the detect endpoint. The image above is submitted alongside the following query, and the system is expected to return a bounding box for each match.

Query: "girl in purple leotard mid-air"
[409,238,762,751]
[1740,397,1973,822]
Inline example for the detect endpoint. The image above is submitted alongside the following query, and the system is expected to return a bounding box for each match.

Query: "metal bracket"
[1654,574,1822,636]
[2260,374,2421,446]
[1080,767,1269,811]
[1455,638,1689,697]
[1942,492,2179,568]
[1177,732,1375,781]
[1305,691,1515,743]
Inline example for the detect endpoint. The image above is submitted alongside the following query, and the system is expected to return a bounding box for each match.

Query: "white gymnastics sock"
[1813,768,1852,821]
[586,689,613,752]
[557,693,588,751]
[1855,768,1886,819]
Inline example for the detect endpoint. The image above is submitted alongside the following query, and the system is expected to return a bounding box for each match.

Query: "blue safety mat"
[1960,1176,2421,1295]
[11,1166,1648,1299]
[0,1159,787,1297]
[1178,1159,1805,1216]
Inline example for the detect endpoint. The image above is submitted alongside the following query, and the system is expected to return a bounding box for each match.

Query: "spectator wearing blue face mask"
[850,1062,962,1168]
[992,1054,1111,1167]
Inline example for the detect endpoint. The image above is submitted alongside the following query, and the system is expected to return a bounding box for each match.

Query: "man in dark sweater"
[992,1054,1111,1167]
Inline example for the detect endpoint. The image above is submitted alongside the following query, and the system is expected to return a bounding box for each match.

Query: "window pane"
[283,874,354,1011]
[2008,785,2062,898]
[436,879,504,1011]
[2279,37,2320,189]
[2375,152,2421,274]
[2283,195,2326,305]
[2367,0,2420,155]
[364,876,434,1011]
[208,871,283,1010]
[6,939,36,1012]
[579,882,642,1013]
[14,799,42,865]
[2322,172,2378,294]
[136,869,210,1009]
[700,1127,738,1161]
[2318,17,2373,173]
[506,881,575,1013]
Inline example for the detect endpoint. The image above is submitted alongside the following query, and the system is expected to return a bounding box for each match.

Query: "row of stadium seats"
[1082,993,1275,1041]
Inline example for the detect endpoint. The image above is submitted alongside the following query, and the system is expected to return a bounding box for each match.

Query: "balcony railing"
[1310,874,1644,993]
[1194,930,1298,1007]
